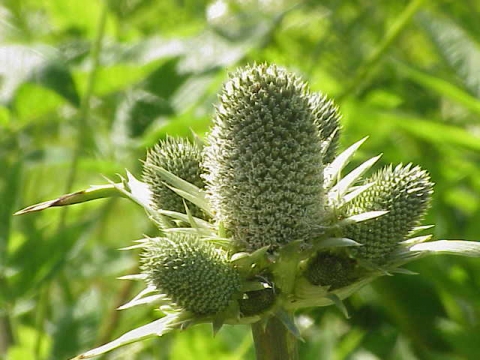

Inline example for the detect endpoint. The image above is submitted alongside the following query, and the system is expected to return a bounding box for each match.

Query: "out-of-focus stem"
[251,315,299,360]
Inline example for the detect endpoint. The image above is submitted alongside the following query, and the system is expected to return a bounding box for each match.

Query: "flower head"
[141,233,241,315]
[344,164,433,265]
[203,64,326,251]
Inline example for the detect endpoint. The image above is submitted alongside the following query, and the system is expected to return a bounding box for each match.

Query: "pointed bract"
[143,137,206,219]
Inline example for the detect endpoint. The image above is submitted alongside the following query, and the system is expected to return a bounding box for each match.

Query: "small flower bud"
[238,287,276,317]
[344,164,433,264]
[142,137,205,218]
[141,233,241,315]
[203,63,325,251]
[304,252,358,290]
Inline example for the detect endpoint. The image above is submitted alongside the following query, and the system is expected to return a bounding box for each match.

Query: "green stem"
[251,315,299,360]
[339,0,426,99]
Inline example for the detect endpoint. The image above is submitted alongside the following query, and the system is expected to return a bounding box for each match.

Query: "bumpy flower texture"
[16,64,480,359]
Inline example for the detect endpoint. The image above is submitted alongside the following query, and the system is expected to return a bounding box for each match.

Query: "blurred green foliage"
[1,0,480,359]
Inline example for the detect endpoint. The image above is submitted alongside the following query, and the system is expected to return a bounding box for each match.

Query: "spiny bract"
[344,164,433,265]
[203,63,326,251]
[143,137,206,219]
[140,233,241,315]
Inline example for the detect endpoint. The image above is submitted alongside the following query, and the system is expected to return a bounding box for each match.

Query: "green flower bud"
[141,233,241,315]
[344,164,433,264]
[143,137,205,218]
[308,93,341,164]
[238,287,276,317]
[203,63,325,251]
[304,252,358,290]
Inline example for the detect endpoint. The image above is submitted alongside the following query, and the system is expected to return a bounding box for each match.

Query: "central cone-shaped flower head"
[203,64,326,251]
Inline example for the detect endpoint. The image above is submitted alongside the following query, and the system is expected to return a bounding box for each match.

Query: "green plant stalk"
[339,0,426,99]
[251,314,299,360]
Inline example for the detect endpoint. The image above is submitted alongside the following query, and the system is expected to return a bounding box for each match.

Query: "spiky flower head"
[143,137,206,219]
[140,233,241,315]
[203,63,326,251]
[344,164,433,265]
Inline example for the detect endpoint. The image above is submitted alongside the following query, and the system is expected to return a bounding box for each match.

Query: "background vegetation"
[1,0,480,359]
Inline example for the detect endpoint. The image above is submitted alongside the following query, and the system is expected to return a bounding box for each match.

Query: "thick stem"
[251,315,299,360]
[0,311,14,355]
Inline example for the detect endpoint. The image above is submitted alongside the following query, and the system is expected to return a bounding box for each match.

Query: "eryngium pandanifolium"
[344,164,433,265]
[308,93,341,164]
[203,63,325,251]
[143,137,205,219]
[140,233,241,315]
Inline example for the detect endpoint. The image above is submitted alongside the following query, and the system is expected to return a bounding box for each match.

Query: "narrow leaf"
[342,182,374,204]
[125,171,152,209]
[410,240,480,257]
[71,314,183,359]
[338,211,388,225]
[395,60,480,115]
[324,137,368,190]
[14,184,124,215]
[330,155,381,199]
[326,293,350,319]
[315,237,362,248]
[150,164,212,214]
[164,183,213,217]
[158,209,213,231]
[275,310,303,341]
